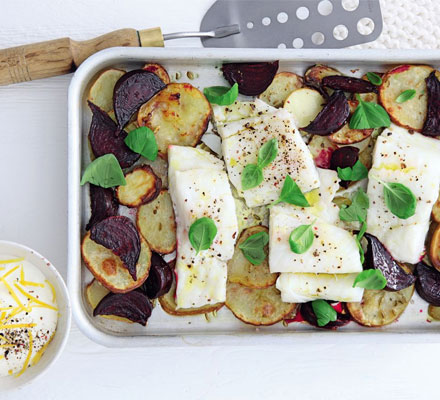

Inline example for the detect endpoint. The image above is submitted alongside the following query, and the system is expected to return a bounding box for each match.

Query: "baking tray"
[68,47,440,347]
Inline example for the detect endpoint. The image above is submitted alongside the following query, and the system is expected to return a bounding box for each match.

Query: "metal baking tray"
[68,47,440,347]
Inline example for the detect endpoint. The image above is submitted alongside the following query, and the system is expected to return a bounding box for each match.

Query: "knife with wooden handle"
[0,25,239,86]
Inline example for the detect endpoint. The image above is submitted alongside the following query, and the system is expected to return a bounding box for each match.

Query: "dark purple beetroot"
[302,90,350,136]
[415,262,440,306]
[364,233,416,291]
[90,216,141,281]
[94,291,152,326]
[85,185,119,231]
[330,146,360,188]
[422,71,440,137]
[88,101,139,168]
[113,70,165,133]
[322,75,378,93]
[300,301,351,330]
[222,61,279,96]
[139,252,173,299]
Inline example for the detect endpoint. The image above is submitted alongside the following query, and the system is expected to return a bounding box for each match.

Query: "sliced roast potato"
[116,165,162,208]
[307,134,338,169]
[142,63,170,84]
[143,155,169,188]
[136,190,176,254]
[429,223,440,271]
[304,64,342,87]
[159,274,223,316]
[137,83,212,156]
[428,305,440,320]
[283,87,325,129]
[258,72,303,108]
[228,226,277,289]
[329,123,373,145]
[82,232,151,293]
[87,68,125,112]
[379,65,434,131]
[347,285,414,327]
[226,282,296,326]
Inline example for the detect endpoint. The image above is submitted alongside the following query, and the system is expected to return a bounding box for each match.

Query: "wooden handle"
[0,27,164,86]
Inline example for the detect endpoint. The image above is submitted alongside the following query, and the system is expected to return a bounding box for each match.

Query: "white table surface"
[0,0,439,398]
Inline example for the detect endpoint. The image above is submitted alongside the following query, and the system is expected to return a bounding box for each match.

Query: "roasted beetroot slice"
[330,146,359,188]
[422,71,440,137]
[113,69,166,133]
[88,101,139,168]
[85,185,119,231]
[364,233,416,291]
[302,90,350,136]
[322,75,378,93]
[300,302,351,330]
[415,262,440,306]
[222,61,279,96]
[90,216,141,281]
[94,291,152,326]
[139,252,173,299]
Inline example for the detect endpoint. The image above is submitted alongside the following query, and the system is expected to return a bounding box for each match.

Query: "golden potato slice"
[258,72,303,108]
[347,285,414,327]
[143,63,171,84]
[329,123,373,145]
[428,305,440,320]
[142,155,169,188]
[379,65,435,131]
[358,137,375,169]
[304,64,342,87]
[432,193,440,223]
[283,87,325,128]
[136,189,176,254]
[138,83,212,156]
[81,232,151,293]
[226,282,296,326]
[116,165,161,208]
[228,226,277,289]
[159,274,223,316]
[429,223,440,272]
[87,68,125,112]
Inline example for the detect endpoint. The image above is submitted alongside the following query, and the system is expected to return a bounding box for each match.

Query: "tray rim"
[68,47,440,347]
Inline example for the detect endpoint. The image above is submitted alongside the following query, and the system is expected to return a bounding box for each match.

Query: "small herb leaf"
[350,95,391,130]
[80,154,126,188]
[382,181,417,219]
[239,231,269,265]
[312,300,337,327]
[273,176,310,207]
[339,188,369,222]
[203,83,239,106]
[353,269,387,289]
[289,222,315,254]
[258,138,278,168]
[396,89,416,104]
[356,220,368,264]
[124,126,158,161]
[188,217,217,254]
[337,160,368,182]
[242,164,263,190]
[366,72,383,86]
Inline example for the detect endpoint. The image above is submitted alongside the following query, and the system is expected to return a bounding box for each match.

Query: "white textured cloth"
[356,0,440,49]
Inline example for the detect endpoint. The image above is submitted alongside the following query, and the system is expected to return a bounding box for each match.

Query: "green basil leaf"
[349,95,391,129]
[258,138,278,168]
[353,269,387,290]
[242,164,263,190]
[312,300,337,327]
[337,160,368,182]
[239,231,269,265]
[339,188,369,222]
[357,220,367,241]
[203,83,239,105]
[366,72,383,86]
[289,222,315,254]
[80,154,126,188]
[396,89,416,104]
[188,217,217,254]
[382,181,417,219]
[272,176,310,207]
[124,126,158,161]
[356,236,365,265]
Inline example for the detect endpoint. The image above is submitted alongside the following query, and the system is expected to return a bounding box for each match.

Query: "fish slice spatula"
[200,0,382,48]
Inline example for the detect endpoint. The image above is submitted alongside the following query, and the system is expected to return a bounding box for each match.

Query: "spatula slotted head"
[200,0,382,48]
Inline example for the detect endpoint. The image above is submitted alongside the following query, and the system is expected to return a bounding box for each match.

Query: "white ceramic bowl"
[0,240,71,390]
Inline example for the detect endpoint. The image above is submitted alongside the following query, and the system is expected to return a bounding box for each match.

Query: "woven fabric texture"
[356,0,440,49]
